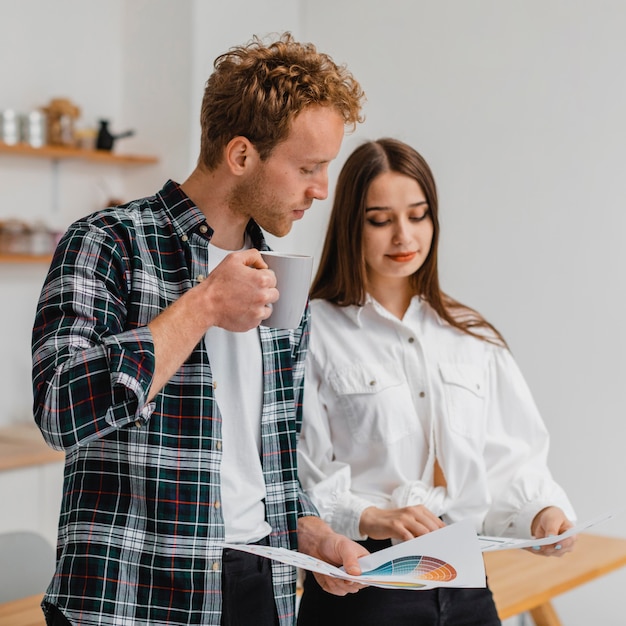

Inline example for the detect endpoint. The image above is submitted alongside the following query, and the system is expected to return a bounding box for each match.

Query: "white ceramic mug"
[260,251,313,329]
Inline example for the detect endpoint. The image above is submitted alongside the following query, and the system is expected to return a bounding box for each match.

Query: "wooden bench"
[3,533,626,625]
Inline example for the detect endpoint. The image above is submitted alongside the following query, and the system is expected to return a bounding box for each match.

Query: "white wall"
[1,0,124,426]
[1,0,124,225]
[295,1,626,624]
[189,0,302,183]
[0,0,190,426]
[120,0,194,198]
[2,0,625,622]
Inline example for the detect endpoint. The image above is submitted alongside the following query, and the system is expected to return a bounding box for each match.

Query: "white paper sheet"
[224,519,486,590]
[478,510,620,552]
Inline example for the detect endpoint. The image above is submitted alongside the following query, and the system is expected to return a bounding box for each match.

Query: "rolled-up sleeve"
[32,223,156,451]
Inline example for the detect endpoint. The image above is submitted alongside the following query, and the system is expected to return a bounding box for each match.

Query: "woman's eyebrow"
[365,201,428,213]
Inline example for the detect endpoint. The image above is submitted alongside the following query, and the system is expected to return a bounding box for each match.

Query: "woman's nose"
[392,220,411,244]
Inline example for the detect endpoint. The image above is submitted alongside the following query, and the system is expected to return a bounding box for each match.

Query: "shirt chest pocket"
[327,362,421,444]
[438,362,486,438]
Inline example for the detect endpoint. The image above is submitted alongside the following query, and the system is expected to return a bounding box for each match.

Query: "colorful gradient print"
[361,555,457,588]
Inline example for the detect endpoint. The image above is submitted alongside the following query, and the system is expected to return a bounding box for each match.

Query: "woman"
[296,138,576,625]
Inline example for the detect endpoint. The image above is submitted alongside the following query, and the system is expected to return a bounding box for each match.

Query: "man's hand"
[526,506,576,557]
[147,249,278,400]
[200,249,279,331]
[298,516,369,596]
[359,505,445,542]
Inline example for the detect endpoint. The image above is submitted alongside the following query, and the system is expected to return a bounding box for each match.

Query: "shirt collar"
[157,179,269,250]
[343,293,425,328]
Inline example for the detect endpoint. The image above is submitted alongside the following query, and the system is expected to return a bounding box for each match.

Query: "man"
[32,33,367,626]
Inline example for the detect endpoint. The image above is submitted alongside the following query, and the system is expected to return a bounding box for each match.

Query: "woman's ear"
[224,136,259,176]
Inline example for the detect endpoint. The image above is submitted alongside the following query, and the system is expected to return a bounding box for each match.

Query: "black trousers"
[221,545,279,626]
[44,603,71,626]
[297,538,501,626]
[44,547,279,626]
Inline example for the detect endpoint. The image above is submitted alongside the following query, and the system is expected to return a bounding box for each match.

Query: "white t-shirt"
[205,241,271,543]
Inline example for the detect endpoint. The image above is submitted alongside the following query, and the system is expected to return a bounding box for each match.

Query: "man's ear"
[224,136,258,176]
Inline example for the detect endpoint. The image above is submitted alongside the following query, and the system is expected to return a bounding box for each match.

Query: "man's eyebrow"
[307,159,331,166]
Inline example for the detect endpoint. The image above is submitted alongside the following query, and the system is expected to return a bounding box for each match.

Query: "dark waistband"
[357,537,393,553]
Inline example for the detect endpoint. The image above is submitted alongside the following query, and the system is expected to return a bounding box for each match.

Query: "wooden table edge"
[487,533,626,620]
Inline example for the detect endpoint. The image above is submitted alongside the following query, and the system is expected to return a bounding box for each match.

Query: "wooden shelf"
[0,141,158,165]
[0,140,159,265]
[0,253,53,264]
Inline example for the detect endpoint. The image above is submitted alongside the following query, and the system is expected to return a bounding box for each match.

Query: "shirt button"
[419,391,425,398]
[181,234,189,242]
[212,562,219,572]
[213,381,218,390]
[214,500,221,509]
[135,419,142,428]
[369,380,376,386]
[408,337,415,343]
[196,274,205,282]
[199,224,209,234]
[216,441,222,451]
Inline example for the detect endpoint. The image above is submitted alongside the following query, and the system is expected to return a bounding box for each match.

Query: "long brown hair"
[311,138,506,346]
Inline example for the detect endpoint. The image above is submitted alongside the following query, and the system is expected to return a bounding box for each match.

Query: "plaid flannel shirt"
[31,180,317,625]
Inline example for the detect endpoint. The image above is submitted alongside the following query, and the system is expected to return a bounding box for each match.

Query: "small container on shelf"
[22,110,48,148]
[0,109,21,145]
[74,127,98,151]
[29,221,56,255]
[43,97,81,147]
[0,219,30,255]
[0,218,57,258]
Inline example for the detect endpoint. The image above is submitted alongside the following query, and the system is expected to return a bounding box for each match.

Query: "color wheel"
[362,555,457,584]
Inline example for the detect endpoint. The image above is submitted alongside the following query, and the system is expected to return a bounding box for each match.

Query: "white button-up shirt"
[298,295,575,541]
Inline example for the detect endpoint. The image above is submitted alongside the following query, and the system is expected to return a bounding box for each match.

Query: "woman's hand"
[359,505,445,542]
[526,506,576,557]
